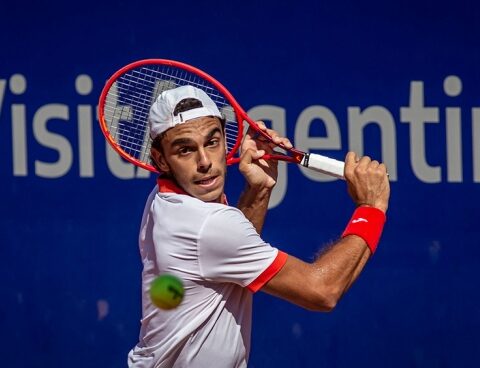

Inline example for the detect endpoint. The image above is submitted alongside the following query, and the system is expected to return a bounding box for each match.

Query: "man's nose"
[197,148,212,172]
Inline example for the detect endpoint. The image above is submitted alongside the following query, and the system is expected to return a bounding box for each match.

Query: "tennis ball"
[150,274,184,310]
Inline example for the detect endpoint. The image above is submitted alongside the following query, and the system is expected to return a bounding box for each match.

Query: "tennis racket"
[98,59,345,179]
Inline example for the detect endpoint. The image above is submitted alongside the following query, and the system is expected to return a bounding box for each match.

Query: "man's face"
[152,116,227,203]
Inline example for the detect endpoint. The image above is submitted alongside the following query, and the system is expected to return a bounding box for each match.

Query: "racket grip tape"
[341,206,386,254]
[300,153,345,179]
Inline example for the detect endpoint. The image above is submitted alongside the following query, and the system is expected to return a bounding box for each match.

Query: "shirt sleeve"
[197,206,287,291]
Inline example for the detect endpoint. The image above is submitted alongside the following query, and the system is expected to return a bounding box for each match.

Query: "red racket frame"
[98,59,306,172]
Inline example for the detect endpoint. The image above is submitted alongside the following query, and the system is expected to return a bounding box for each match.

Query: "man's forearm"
[313,235,371,303]
[260,235,372,312]
[237,184,272,234]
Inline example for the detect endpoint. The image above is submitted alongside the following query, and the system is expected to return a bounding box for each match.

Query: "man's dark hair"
[150,98,226,171]
[173,98,203,116]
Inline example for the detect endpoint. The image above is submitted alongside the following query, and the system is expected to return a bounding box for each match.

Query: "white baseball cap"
[149,85,222,139]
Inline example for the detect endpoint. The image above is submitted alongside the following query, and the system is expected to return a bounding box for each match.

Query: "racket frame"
[98,58,332,174]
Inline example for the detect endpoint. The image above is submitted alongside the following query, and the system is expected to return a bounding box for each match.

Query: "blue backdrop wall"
[1,1,479,367]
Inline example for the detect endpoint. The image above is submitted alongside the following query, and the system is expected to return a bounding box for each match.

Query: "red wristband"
[342,206,386,254]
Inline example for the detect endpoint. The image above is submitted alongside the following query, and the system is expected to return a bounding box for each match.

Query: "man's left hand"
[238,121,292,189]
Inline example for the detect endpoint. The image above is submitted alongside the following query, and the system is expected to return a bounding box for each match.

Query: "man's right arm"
[261,152,390,311]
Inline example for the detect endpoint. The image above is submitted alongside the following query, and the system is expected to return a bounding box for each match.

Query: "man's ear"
[151,147,170,173]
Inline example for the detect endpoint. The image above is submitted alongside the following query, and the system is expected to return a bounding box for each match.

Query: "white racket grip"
[300,153,345,179]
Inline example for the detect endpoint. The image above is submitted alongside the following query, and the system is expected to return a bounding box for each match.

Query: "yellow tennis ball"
[150,274,184,310]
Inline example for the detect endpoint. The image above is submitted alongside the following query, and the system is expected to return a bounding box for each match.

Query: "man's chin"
[190,175,225,203]
[195,189,224,203]
[190,183,224,203]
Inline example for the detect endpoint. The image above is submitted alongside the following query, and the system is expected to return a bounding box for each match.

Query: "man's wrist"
[357,203,388,214]
[342,206,386,254]
[240,184,272,204]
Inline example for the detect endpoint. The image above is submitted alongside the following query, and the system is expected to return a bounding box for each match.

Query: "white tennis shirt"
[128,178,287,368]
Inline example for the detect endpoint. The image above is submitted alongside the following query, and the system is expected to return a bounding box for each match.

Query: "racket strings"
[103,64,239,167]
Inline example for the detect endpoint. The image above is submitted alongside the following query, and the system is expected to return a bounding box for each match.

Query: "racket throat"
[292,150,307,165]
[299,152,310,167]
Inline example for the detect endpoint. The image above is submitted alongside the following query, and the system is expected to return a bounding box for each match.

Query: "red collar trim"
[156,177,228,205]
[157,177,188,195]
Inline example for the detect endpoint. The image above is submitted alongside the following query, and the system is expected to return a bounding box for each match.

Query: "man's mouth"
[194,176,218,187]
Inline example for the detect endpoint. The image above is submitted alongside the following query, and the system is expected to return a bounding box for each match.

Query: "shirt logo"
[352,218,368,224]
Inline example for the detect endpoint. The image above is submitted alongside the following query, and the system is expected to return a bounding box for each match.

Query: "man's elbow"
[313,297,338,313]
[307,287,342,312]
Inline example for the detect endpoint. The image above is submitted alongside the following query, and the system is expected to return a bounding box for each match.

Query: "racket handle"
[300,153,345,180]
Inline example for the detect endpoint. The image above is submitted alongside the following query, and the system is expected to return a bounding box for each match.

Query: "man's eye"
[207,139,219,147]
[178,147,192,155]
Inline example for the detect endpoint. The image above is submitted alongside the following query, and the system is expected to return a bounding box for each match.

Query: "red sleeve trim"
[247,251,288,293]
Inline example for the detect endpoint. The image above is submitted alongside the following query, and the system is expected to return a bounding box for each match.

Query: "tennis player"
[127,85,390,367]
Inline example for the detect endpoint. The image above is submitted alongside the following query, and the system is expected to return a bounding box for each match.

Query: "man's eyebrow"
[206,127,222,140]
[169,126,222,148]
[169,137,192,146]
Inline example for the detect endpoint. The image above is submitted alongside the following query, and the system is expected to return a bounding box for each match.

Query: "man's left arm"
[236,169,273,234]
[236,122,292,234]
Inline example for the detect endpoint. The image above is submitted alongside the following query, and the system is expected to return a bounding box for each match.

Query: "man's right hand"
[344,151,390,213]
